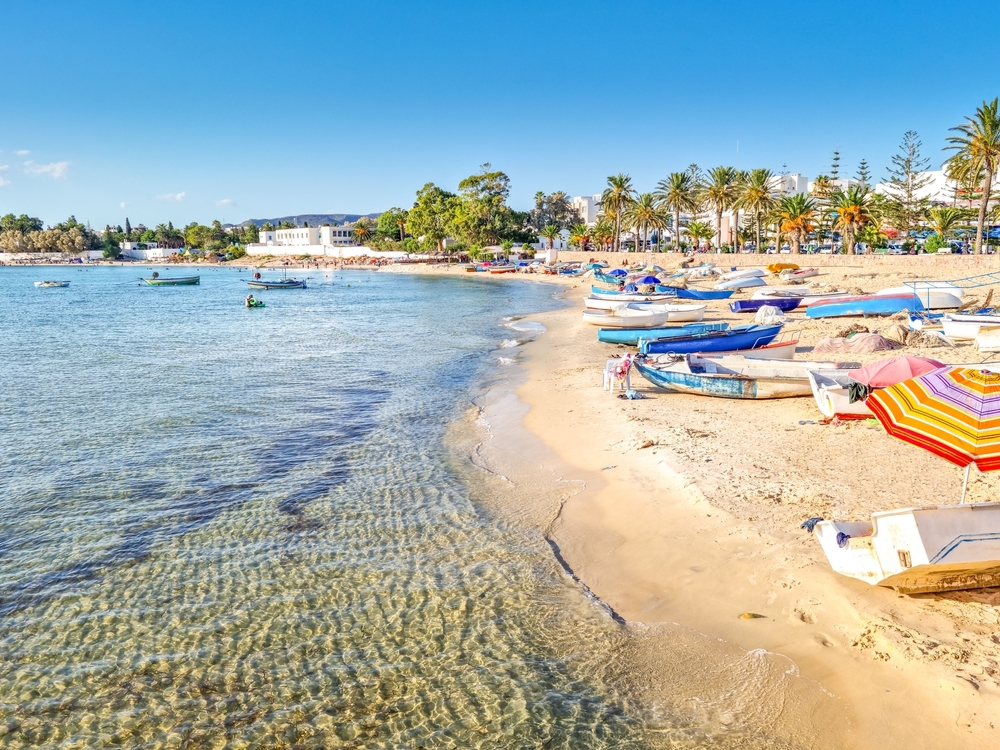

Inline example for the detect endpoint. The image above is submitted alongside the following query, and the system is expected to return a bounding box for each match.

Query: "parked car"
[886,244,906,255]
[814,245,835,254]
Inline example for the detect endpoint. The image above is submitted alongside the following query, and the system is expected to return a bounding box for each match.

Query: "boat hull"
[246,280,306,289]
[142,276,200,286]
[814,503,1000,594]
[876,286,962,309]
[634,357,845,399]
[582,310,672,328]
[34,281,70,288]
[597,322,728,345]
[807,370,873,418]
[729,298,801,313]
[806,294,924,319]
[638,324,782,354]
[714,276,766,290]
[655,285,734,300]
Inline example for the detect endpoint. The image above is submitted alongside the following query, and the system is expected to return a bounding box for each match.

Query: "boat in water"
[34,280,70,288]
[142,275,200,286]
[246,278,307,289]
[634,354,849,399]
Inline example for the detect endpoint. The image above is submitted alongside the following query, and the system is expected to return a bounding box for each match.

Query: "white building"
[247,222,405,259]
[119,241,172,260]
[572,195,603,225]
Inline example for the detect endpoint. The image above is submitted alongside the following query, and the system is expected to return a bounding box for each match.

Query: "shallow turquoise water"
[0,266,659,748]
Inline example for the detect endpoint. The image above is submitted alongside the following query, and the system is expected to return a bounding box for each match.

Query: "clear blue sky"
[2,0,998,228]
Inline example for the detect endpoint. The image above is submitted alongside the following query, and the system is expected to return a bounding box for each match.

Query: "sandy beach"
[388,259,1000,747]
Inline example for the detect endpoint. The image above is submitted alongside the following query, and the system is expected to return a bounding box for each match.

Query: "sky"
[2,0,999,228]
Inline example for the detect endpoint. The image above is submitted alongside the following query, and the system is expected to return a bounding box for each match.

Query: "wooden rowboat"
[634,355,849,399]
[142,276,200,286]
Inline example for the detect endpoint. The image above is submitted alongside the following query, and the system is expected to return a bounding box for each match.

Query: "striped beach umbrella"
[867,366,1000,501]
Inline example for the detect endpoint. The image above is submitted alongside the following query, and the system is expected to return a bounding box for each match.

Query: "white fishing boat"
[750,289,851,307]
[588,290,681,305]
[582,305,673,328]
[813,503,1000,594]
[876,286,962,309]
[719,268,766,281]
[635,354,850,399]
[778,267,819,281]
[807,370,872,419]
[584,299,706,322]
[975,326,1000,352]
[34,280,70,288]
[942,313,1000,340]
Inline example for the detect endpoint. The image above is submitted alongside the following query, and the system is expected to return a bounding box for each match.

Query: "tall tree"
[883,130,933,237]
[946,99,1000,254]
[453,164,514,246]
[125,217,132,240]
[600,174,635,253]
[856,159,871,186]
[702,166,739,251]
[408,183,458,252]
[778,194,817,254]
[831,185,872,254]
[733,168,775,253]
[623,193,668,253]
[654,172,700,251]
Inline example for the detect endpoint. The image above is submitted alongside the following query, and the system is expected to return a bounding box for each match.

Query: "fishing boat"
[142,275,200,286]
[654,285,735,300]
[489,264,517,274]
[729,298,801,313]
[876,286,962,309]
[714,276,767,290]
[941,313,1000,340]
[246,278,307,289]
[585,297,704,313]
[779,267,819,281]
[719,268,766,280]
[812,503,1000,594]
[806,293,925,319]
[597,322,728,345]
[582,306,673,328]
[588,288,682,304]
[634,354,848,399]
[807,370,873,419]
[751,289,850,307]
[34,280,70,288]
[638,323,783,355]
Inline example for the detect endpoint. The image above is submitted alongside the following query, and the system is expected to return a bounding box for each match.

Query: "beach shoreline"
[408,261,1000,746]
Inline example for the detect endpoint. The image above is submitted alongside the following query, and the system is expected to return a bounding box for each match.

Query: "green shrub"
[924,233,947,253]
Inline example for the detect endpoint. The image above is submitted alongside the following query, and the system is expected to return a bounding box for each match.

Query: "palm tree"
[946,98,1000,254]
[926,206,965,241]
[655,172,700,251]
[777,194,817,254]
[733,168,775,253]
[569,223,591,252]
[701,166,739,252]
[731,170,748,252]
[623,193,668,253]
[591,219,615,252]
[600,174,635,252]
[540,224,561,250]
[352,217,373,245]
[686,220,714,251]
[831,185,872,254]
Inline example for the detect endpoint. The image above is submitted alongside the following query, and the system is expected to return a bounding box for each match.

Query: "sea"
[0,265,805,749]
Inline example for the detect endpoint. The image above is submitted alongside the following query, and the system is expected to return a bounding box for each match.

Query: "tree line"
[575,98,1000,255]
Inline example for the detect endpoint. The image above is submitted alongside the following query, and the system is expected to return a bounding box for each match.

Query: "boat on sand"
[597,322,728,345]
[807,370,873,418]
[634,354,849,399]
[638,323,782,355]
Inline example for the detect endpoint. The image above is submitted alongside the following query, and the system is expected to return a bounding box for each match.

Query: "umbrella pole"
[961,464,971,504]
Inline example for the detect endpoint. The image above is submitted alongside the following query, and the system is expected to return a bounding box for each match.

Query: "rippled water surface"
[0,266,664,748]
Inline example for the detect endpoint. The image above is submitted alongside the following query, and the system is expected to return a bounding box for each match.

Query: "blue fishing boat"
[806,293,924,319]
[598,322,728,345]
[729,298,801,313]
[638,324,782,355]
[654,285,735,300]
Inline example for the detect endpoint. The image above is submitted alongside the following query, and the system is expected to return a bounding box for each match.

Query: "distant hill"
[234,213,382,228]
